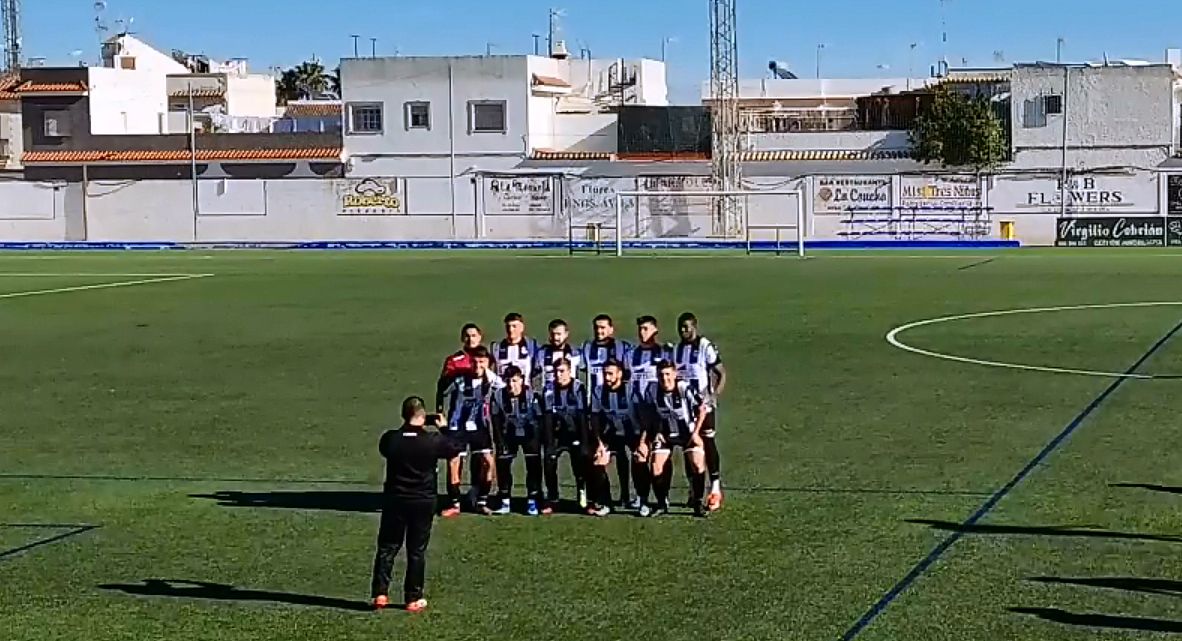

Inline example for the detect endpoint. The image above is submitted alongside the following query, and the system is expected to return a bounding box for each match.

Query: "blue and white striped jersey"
[445,372,505,431]
[672,336,722,396]
[590,382,640,436]
[580,338,632,388]
[490,386,542,438]
[628,342,671,397]
[541,379,588,421]
[643,380,702,439]
[490,337,538,380]
[534,343,583,387]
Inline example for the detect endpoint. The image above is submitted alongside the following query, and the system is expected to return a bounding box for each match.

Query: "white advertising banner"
[336,178,404,215]
[899,175,984,210]
[989,171,1159,214]
[564,177,635,225]
[483,176,556,216]
[813,176,891,214]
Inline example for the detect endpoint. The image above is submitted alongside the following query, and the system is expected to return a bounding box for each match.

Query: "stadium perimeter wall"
[0,169,1179,246]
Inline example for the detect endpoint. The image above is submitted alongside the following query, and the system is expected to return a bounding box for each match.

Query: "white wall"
[226,75,279,118]
[0,182,68,241]
[342,56,530,160]
[1010,65,1175,169]
[104,35,189,76]
[88,67,170,135]
[713,77,936,101]
[751,130,910,151]
[0,111,22,170]
[553,114,617,152]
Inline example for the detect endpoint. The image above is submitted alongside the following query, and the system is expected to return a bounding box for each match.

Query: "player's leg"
[649,440,672,515]
[615,441,632,509]
[585,440,612,517]
[443,453,464,517]
[494,441,516,515]
[702,411,723,511]
[523,439,543,516]
[476,450,496,515]
[401,499,436,608]
[632,442,652,516]
[685,442,708,517]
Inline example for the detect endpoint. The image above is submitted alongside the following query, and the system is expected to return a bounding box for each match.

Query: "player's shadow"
[192,490,587,516]
[907,519,1182,543]
[1029,575,1182,596]
[1010,607,1182,633]
[1110,482,1182,495]
[98,579,370,612]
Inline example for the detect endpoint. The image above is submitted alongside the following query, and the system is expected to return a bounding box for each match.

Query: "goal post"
[612,189,805,257]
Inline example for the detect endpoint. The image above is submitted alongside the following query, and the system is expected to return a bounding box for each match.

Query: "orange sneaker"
[440,504,461,518]
[706,491,723,512]
[372,595,389,610]
[406,598,428,613]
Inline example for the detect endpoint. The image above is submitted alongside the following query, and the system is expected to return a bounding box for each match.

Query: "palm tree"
[328,66,341,99]
[293,61,329,99]
[275,68,302,105]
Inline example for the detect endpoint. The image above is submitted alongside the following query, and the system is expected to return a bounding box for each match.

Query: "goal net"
[592,189,805,256]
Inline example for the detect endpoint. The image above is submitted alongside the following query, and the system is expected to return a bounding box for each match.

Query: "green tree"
[911,88,1008,170]
[274,61,332,104]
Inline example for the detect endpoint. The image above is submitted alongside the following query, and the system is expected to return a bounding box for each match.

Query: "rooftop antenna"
[547,7,565,56]
[94,0,109,61]
[938,0,950,76]
[992,50,1006,64]
[1056,36,1065,63]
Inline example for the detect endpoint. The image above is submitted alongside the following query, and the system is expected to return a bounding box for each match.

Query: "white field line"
[886,301,1182,379]
[0,274,214,301]
[0,273,212,278]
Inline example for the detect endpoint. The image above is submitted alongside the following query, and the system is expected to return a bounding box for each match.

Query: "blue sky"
[22,0,1182,103]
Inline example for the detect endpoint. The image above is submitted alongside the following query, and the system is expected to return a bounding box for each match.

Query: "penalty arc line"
[841,316,1182,641]
[0,274,214,300]
[887,301,1182,380]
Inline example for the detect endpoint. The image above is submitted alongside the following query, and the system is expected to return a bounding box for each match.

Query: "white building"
[96,34,277,134]
[0,72,21,170]
[340,53,668,216]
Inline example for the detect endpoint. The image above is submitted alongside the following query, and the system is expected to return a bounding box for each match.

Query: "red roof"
[0,73,18,100]
[169,88,225,98]
[13,80,89,94]
[532,74,572,88]
[21,147,343,164]
[284,102,342,118]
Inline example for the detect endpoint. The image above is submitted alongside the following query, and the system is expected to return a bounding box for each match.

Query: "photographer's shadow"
[98,579,370,612]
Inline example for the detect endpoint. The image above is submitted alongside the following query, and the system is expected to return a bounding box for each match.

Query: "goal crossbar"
[613,189,805,257]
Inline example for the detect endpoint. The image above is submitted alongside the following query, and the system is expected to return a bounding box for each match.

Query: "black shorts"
[498,434,541,459]
[600,429,641,455]
[653,432,700,454]
[447,428,494,455]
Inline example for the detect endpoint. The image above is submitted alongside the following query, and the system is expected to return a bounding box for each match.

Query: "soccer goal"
[610,189,806,257]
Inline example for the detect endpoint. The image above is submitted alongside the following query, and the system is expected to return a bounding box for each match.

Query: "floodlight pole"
[614,195,623,257]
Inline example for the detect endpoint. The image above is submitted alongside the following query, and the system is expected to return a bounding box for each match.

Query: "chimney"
[551,40,570,60]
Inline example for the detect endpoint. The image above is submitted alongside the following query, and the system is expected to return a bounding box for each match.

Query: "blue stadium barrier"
[0,239,1021,251]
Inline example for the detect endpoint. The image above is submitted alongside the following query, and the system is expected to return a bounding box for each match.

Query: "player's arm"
[489,392,506,451]
[435,358,457,413]
[707,341,727,398]
[688,386,708,447]
[588,387,607,447]
[539,388,557,450]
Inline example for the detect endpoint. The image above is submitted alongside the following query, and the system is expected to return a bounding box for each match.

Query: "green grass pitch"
[4,249,1182,640]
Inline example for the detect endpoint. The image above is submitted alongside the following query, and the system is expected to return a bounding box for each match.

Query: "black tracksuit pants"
[370,497,436,602]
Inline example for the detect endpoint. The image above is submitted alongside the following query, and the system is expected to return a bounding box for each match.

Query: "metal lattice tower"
[1,0,19,72]
[709,0,743,236]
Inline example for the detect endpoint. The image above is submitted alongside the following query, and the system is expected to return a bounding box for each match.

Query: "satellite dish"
[768,60,798,79]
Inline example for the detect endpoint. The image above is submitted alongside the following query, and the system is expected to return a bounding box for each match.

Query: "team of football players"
[435,312,726,518]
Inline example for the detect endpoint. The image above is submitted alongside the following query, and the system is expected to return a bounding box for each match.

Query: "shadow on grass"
[190,490,587,516]
[98,579,371,612]
[1030,576,1182,596]
[1110,482,1182,495]
[907,519,1182,543]
[1010,607,1182,633]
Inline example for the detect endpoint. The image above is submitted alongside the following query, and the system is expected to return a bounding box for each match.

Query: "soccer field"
[6,249,1182,641]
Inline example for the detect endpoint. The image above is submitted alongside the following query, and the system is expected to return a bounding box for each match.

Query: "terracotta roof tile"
[283,102,343,118]
[169,88,225,98]
[0,73,18,100]
[13,80,89,94]
[741,149,913,161]
[532,74,572,88]
[21,147,343,164]
[531,150,614,161]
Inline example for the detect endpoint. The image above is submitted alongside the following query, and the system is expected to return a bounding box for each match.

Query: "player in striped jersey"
[640,361,710,517]
[491,312,538,381]
[540,358,590,513]
[629,315,670,398]
[435,323,485,414]
[441,346,504,516]
[490,365,544,516]
[580,314,632,389]
[589,358,649,516]
[674,312,728,512]
[534,319,583,387]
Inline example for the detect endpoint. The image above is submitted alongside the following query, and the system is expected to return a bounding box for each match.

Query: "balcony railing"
[739,107,919,134]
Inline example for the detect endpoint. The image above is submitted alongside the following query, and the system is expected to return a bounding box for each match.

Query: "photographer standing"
[371,396,464,612]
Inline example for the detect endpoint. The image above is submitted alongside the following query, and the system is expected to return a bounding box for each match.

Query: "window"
[43,110,71,137]
[469,100,507,133]
[1043,94,1063,115]
[347,102,384,134]
[405,101,431,130]
[119,56,137,70]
